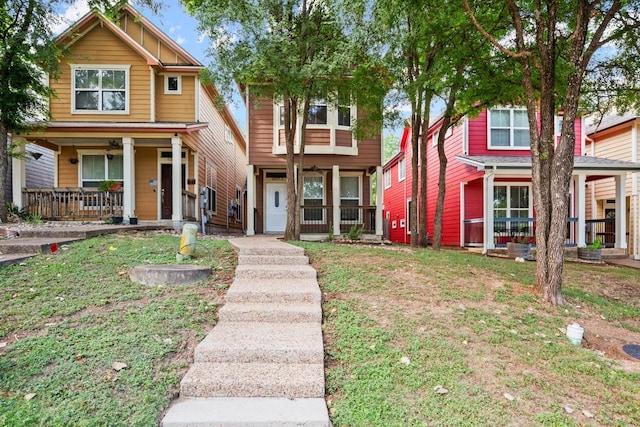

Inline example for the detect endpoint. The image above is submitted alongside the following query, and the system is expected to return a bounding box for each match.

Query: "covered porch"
[457,155,640,253]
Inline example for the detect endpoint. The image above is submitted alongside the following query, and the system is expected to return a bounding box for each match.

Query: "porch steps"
[161,236,330,426]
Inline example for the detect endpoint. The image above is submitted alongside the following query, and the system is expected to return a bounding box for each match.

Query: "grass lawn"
[0,231,236,426]
[296,242,640,427]
[1,233,639,426]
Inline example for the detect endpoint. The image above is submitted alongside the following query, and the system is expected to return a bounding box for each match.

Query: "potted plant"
[128,212,138,225]
[578,237,602,262]
[98,180,122,191]
[507,235,532,259]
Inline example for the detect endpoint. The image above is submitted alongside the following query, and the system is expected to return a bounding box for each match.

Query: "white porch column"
[615,174,627,249]
[171,135,183,224]
[122,137,135,221]
[332,165,340,237]
[483,171,495,251]
[576,173,586,247]
[246,165,255,236]
[11,143,26,208]
[376,166,383,237]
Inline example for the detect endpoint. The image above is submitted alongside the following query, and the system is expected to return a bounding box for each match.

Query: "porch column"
[171,135,183,224]
[246,165,255,236]
[332,165,340,237]
[615,174,627,249]
[11,143,26,208]
[576,173,586,247]
[483,171,495,251]
[376,166,383,237]
[122,137,135,221]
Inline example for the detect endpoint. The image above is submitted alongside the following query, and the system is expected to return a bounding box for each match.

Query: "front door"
[265,182,287,233]
[161,164,173,219]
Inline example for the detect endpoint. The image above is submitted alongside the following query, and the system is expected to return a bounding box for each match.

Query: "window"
[337,92,351,127]
[303,176,324,222]
[73,66,129,113]
[398,158,406,181]
[203,186,217,212]
[494,185,531,232]
[81,154,123,187]
[340,176,360,222]
[235,188,242,221]
[308,99,327,124]
[384,170,391,189]
[489,108,530,148]
[165,76,181,94]
[225,126,233,144]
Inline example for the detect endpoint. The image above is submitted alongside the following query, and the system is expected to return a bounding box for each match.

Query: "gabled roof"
[56,5,203,72]
[456,155,640,172]
[586,112,638,135]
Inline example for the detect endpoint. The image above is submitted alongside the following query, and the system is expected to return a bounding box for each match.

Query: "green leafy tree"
[464,0,640,305]
[185,0,385,240]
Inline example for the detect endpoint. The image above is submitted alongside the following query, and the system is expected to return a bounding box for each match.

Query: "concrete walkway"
[162,236,330,426]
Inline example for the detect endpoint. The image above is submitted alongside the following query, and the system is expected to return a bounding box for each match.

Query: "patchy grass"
[297,242,640,427]
[0,231,236,426]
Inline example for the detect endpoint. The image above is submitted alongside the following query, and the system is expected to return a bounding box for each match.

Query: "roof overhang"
[25,121,209,135]
[456,155,640,173]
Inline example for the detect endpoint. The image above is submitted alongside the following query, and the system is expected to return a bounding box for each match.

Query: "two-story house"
[586,113,640,259]
[384,107,640,253]
[244,93,383,238]
[11,5,246,232]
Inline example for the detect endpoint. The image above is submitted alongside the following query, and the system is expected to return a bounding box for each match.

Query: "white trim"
[483,171,495,251]
[71,64,131,114]
[246,165,255,236]
[76,149,124,187]
[376,165,383,236]
[383,169,391,189]
[339,172,362,224]
[398,158,406,182]
[195,75,200,121]
[462,118,469,155]
[164,75,182,95]
[632,123,639,258]
[406,198,412,234]
[460,182,466,247]
[149,67,155,122]
[301,173,327,224]
[493,182,534,218]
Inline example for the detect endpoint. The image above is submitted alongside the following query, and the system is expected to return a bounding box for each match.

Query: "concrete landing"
[130,264,211,286]
[162,397,329,427]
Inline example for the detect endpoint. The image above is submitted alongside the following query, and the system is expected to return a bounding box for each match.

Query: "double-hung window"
[307,99,328,124]
[494,184,531,232]
[384,170,391,189]
[489,108,530,148]
[340,176,360,222]
[303,176,324,222]
[73,65,129,113]
[337,92,351,127]
[81,154,124,188]
[398,158,406,181]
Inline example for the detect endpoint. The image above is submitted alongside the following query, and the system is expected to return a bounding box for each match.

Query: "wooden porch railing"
[23,187,123,220]
[299,205,377,235]
[182,190,197,221]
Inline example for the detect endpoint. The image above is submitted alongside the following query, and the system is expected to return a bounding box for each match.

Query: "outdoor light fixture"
[69,158,79,164]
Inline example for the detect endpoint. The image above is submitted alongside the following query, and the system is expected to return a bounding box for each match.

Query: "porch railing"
[182,190,197,221]
[585,218,615,248]
[463,217,579,247]
[23,187,123,220]
[299,205,377,235]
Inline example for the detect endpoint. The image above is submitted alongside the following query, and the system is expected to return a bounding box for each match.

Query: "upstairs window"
[337,92,351,127]
[384,170,391,189]
[398,158,406,181]
[489,108,530,148]
[73,66,129,113]
[308,99,327,124]
[165,76,181,94]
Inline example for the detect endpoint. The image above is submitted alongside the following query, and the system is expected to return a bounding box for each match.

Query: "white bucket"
[566,323,584,346]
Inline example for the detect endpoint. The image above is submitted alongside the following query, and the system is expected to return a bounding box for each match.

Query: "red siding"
[383,153,411,244]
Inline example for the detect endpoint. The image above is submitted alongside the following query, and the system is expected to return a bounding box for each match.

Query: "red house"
[383,107,640,252]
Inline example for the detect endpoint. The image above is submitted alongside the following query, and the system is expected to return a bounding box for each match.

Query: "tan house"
[586,113,640,259]
[244,93,383,238]
[11,5,246,232]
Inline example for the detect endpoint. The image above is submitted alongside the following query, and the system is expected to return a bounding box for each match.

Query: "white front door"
[265,182,287,233]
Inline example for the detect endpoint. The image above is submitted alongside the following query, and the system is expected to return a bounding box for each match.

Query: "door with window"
[265,183,287,233]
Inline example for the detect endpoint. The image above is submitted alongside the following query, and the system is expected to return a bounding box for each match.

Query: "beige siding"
[57,146,80,187]
[155,74,196,122]
[122,17,190,65]
[51,25,150,122]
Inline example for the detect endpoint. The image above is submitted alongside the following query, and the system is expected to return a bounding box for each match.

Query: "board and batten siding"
[51,25,151,122]
[120,17,191,65]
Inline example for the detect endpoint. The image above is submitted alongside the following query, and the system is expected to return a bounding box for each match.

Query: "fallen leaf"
[399,356,410,365]
[504,393,515,401]
[112,361,128,371]
[563,405,575,414]
[118,271,127,277]
[108,246,117,251]
[24,393,36,401]
[582,410,594,418]
[433,385,448,394]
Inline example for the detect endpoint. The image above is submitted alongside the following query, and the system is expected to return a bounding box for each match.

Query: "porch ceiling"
[456,155,640,173]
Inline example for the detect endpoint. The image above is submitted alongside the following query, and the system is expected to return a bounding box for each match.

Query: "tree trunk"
[432,118,451,251]
[418,103,430,247]
[295,95,312,240]
[0,122,8,222]
[410,109,421,247]
[284,97,298,241]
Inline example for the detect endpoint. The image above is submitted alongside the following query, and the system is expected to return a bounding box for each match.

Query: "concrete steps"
[0,237,80,254]
[162,236,329,426]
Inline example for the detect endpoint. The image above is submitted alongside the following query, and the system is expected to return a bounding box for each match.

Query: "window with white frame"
[165,76,181,94]
[308,99,328,124]
[73,66,129,112]
[432,126,453,146]
[493,184,531,232]
[81,154,123,187]
[398,158,406,181]
[489,108,530,148]
[337,92,351,127]
[340,175,360,222]
[205,161,217,213]
[384,170,391,189]
[225,126,233,144]
[303,175,324,222]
